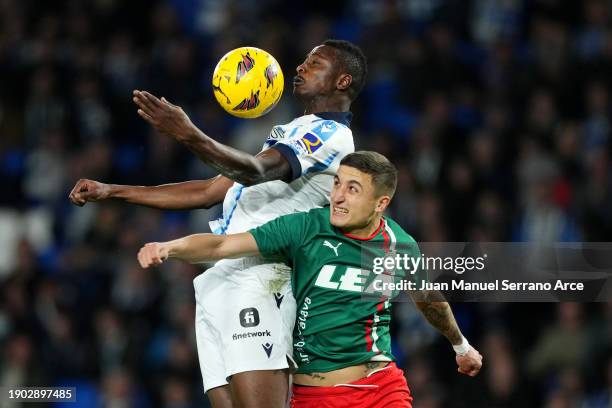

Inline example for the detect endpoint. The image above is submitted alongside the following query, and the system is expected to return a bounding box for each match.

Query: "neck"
[302,95,351,115]
[343,215,383,239]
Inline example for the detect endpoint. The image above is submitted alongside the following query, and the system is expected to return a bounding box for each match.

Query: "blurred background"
[1,0,611,406]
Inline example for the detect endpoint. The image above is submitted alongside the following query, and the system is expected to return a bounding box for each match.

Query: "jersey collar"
[315,112,352,127]
[340,218,385,241]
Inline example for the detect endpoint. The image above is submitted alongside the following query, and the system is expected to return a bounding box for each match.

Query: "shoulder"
[293,115,353,143]
[309,119,353,145]
[303,119,354,158]
[308,206,330,220]
[269,207,329,242]
[289,207,330,231]
[384,217,418,245]
[277,206,326,225]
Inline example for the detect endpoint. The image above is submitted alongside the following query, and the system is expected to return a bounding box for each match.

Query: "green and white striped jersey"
[250,206,420,374]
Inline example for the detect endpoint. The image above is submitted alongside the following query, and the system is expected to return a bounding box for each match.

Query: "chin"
[292,86,311,100]
[330,215,349,228]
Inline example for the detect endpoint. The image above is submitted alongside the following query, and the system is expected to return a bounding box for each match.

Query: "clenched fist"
[456,346,483,377]
[138,242,169,268]
[69,179,111,206]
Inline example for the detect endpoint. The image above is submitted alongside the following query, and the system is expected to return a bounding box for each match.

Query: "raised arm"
[138,232,259,267]
[133,91,292,186]
[69,175,233,210]
[413,292,483,377]
[414,300,464,344]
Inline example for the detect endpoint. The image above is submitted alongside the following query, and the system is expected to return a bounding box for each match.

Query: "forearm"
[108,179,223,210]
[415,301,463,345]
[179,126,270,186]
[164,231,259,263]
[164,234,225,263]
[133,90,288,185]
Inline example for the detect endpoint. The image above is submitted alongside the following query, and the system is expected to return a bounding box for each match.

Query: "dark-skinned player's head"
[293,39,368,105]
[329,151,397,231]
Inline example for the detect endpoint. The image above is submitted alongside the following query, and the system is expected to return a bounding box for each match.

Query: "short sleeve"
[271,120,353,181]
[249,211,309,264]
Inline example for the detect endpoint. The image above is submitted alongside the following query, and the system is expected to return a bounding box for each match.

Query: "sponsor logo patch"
[239,308,260,328]
[300,133,323,154]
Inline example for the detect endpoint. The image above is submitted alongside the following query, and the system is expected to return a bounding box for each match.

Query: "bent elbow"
[239,176,265,187]
[237,163,268,187]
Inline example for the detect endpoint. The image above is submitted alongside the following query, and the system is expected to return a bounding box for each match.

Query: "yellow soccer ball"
[212,47,284,119]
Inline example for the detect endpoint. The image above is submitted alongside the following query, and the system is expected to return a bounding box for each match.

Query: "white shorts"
[193,257,296,392]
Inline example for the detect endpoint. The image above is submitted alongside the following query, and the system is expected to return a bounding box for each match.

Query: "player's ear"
[337,73,352,91]
[375,195,391,213]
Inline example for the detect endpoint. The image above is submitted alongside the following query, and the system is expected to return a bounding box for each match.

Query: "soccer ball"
[212,47,284,119]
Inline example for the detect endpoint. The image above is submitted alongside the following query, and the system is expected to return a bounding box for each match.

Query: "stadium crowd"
[0,0,611,406]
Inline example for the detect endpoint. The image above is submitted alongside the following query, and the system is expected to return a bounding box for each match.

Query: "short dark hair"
[323,39,368,101]
[340,151,397,197]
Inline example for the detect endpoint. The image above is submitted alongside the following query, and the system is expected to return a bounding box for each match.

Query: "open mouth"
[293,76,305,86]
[333,206,348,216]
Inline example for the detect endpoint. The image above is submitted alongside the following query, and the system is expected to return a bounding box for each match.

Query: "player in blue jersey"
[69,40,367,408]
[137,151,483,408]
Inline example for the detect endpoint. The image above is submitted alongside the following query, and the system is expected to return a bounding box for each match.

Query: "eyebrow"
[305,51,326,59]
[335,176,363,189]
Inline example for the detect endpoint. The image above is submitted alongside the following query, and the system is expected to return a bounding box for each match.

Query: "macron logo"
[262,342,273,358]
[323,240,342,256]
[274,293,284,308]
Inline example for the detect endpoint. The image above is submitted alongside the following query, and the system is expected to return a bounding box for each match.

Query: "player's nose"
[331,188,345,203]
[296,64,305,74]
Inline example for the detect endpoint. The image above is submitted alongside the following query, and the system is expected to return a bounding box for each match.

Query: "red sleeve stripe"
[381,231,390,254]
[365,318,374,352]
[366,300,388,353]
[366,221,396,353]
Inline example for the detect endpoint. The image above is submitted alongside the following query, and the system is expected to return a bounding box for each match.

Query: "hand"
[137,242,169,268]
[456,346,483,377]
[69,179,111,206]
[132,90,195,142]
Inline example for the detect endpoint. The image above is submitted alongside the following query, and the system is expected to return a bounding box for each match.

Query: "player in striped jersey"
[138,151,483,408]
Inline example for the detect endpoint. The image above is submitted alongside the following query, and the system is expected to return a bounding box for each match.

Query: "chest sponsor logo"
[314,265,367,292]
[314,265,396,293]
